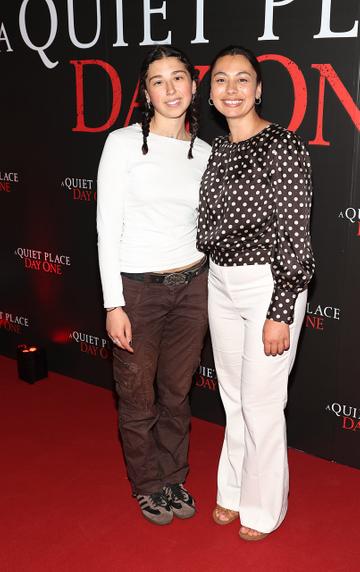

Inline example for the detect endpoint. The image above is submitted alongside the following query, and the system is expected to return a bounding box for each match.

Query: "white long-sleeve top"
[97,124,211,307]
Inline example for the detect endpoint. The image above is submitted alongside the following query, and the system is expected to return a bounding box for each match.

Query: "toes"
[240,526,249,533]
[240,526,262,536]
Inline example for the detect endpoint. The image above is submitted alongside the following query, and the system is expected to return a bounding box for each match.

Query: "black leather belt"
[121,257,207,285]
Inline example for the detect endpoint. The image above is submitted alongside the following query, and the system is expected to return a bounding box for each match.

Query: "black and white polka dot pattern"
[196,123,315,324]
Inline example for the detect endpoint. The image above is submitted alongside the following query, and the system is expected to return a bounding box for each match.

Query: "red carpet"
[1,355,359,572]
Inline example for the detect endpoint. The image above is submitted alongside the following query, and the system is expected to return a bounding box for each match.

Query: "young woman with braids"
[97,46,211,525]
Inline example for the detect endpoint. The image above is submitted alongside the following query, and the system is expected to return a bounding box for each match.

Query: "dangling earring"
[255,96,262,105]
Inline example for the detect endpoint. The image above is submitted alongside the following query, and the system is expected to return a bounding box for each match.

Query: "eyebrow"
[213,71,252,77]
[148,70,187,82]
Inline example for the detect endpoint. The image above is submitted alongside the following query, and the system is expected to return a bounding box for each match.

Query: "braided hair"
[138,45,200,159]
[141,100,154,156]
[187,90,200,159]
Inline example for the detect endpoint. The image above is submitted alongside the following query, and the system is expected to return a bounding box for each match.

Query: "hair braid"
[141,103,153,155]
[187,93,200,160]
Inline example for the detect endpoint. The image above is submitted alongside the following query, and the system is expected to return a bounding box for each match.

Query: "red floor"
[1,355,359,571]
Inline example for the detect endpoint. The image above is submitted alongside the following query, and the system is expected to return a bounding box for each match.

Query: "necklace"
[153,129,189,141]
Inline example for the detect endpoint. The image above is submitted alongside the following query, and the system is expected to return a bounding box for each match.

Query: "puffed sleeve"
[97,131,127,308]
[267,132,315,324]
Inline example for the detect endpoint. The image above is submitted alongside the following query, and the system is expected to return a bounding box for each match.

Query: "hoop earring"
[208,97,214,106]
[255,96,262,105]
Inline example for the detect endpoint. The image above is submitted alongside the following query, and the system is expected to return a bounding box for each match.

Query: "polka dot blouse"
[196,123,315,324]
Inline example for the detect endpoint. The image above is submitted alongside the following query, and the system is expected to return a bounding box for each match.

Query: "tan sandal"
[212,504,239,525]
[239,528,269,541]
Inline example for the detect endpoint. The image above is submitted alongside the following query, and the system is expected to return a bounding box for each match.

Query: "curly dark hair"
[138,45,200,159]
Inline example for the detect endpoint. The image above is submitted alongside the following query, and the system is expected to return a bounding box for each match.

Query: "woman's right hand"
[106,307,133,353]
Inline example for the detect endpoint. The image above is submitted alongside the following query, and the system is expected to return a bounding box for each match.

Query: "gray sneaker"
[163,483,196,519]
[136,492,173,525]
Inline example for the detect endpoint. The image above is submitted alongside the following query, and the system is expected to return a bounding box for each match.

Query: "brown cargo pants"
[113,267,208,495]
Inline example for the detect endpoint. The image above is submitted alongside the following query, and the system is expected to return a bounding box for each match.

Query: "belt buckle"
[163,272,187,286]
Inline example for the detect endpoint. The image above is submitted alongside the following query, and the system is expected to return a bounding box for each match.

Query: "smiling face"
[210,54,262,121]
[145,56,196,120]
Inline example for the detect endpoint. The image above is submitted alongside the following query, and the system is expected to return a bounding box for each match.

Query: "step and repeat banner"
[1,1,359,468]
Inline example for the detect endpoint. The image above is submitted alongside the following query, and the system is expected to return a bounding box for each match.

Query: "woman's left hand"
[262,319,290,356]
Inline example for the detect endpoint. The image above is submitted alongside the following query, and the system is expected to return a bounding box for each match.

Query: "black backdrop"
[1,0,360,468]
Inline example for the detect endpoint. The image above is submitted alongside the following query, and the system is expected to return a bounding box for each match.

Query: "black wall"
[1,1,360,468]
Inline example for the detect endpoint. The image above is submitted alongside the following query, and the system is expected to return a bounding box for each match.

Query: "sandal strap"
[216,504,238,516]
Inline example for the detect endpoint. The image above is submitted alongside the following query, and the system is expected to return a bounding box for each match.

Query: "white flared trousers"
[208,261,307,533]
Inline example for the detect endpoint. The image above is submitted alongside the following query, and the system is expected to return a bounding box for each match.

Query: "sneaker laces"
[148,492,168,508]
[168,484,188,502]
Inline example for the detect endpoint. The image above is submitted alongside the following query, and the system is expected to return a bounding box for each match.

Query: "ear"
[192,79,197,95]
[256,81,262,100]
[144,89,151,104]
